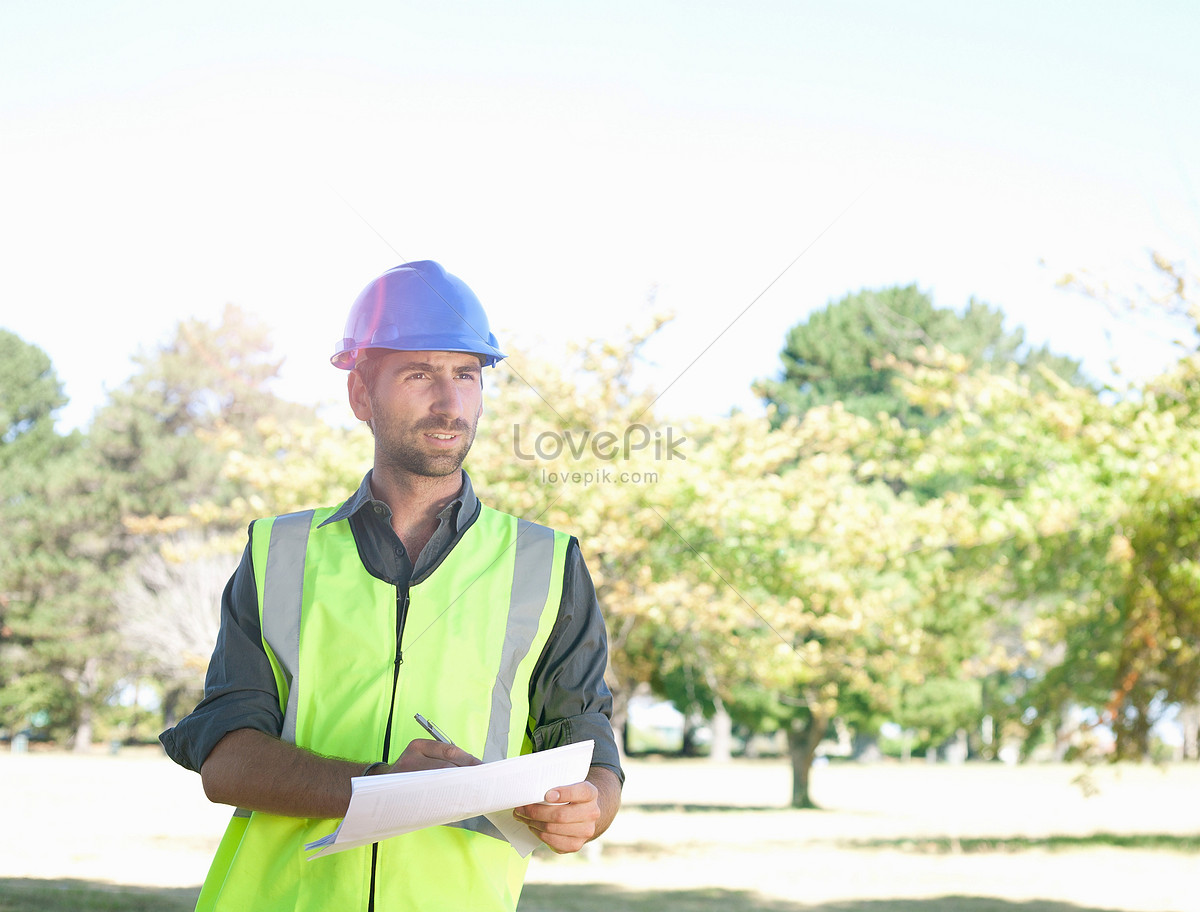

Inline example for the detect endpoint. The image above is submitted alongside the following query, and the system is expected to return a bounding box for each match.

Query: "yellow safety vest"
[194,503,570,912]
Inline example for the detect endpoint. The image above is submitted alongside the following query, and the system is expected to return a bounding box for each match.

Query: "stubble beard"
[375,416,478,478]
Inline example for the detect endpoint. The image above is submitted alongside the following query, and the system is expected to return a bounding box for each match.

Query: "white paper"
[480,808,544,857]
[306,740,594,859]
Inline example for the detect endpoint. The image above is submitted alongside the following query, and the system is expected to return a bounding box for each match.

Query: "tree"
[98,305,321,733]
[89,303,309,524]
[1,307,313,748]
[0,428,122,749]
[873,328,1200,761]
[755,285,1085,427]
[754,287,1091,763]
[0,330,66,470]
[894,677,982,756]
[116,534,238,728]
[404,323,1001,802]
[0,332,84,740]
[648,402,1008,805]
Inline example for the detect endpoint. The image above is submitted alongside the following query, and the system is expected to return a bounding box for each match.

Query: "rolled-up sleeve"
[529,538,624,785]
[159,530,284,772]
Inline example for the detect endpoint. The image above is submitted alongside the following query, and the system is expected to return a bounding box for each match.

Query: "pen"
[416,713,566,806]
[414,712,457,747]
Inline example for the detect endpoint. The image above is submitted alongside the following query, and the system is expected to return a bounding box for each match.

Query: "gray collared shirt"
[161,470,623,784]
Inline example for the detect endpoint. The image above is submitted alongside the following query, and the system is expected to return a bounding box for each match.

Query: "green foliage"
[0,330,67,468]
[755,285,1085,427]
[0,333,112,743]
[870,297,1200,760]
[89,303,309,523]
[0,307,313,747]
[458,313,1091,802]
[894,677,982,752]
[0,434,125,744]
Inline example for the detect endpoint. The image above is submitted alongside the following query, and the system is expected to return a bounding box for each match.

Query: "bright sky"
[2,1,1197,430]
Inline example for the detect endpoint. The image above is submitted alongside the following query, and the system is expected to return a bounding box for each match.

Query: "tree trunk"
[1179,703,1199,761]
[786,715,828,809]
[609,688,629,763]
[72,655,100,753]
[850,731,881,762]
[160,685,185,731]
[1114,695,1153,761]
[73,703,94,754]
[1137,697,1154,760]
[680,718,702,757]
[708,700,733,763]
[700,662,733,763]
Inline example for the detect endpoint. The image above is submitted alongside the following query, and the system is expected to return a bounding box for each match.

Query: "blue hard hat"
[331,260,506,369]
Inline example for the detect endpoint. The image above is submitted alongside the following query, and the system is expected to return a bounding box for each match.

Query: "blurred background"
[2,3,1199,910]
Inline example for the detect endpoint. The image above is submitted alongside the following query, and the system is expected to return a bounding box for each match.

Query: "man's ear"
[348,370,373,423]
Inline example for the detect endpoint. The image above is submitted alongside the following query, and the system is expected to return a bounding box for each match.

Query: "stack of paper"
[306,740,594,859]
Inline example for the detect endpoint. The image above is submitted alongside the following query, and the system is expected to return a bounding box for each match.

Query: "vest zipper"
[369,583,410,912]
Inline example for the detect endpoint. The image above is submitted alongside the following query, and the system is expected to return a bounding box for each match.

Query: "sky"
[2,1,1198,431]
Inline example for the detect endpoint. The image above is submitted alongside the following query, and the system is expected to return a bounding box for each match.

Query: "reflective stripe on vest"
[262,509,315,746]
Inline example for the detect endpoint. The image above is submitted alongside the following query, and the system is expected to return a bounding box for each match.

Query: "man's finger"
[424,740,479,766]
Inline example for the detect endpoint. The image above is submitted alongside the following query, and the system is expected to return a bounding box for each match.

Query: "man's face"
[348,350,485,478]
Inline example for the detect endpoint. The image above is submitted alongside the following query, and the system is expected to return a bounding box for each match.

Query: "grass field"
[2,749,1197,911]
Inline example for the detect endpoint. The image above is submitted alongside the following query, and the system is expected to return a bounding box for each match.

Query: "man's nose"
[429,377,465,417]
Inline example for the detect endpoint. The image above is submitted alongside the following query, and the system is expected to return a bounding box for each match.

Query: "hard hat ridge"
[331,260,506,369]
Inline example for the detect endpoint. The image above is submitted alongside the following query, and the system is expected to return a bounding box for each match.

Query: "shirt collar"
[318,469,478,532]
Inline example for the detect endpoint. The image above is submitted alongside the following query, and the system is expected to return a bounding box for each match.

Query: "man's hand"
[512,766,621,854]
[383,738,480,774]
[200,730,479,819]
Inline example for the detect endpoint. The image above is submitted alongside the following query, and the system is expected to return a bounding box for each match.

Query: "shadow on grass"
[521,884,1147,912]
[0,878,1153,912]
[631,803,796,813]
[839,832,1200,854]
[0,878,199,912]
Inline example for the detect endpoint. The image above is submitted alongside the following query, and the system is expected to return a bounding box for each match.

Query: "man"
[161,260,623,911]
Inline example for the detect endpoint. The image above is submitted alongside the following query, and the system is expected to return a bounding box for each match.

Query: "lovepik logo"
[512,424,687,461]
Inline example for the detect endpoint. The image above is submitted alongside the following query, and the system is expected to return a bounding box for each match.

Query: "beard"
[373,415,478,478]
